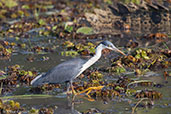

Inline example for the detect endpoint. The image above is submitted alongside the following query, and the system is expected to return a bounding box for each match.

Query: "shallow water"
[10,74,170,114]
[0,36,170,114]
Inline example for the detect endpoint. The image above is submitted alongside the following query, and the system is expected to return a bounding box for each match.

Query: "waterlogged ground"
[13,73,171,114]
[0,0,171,114]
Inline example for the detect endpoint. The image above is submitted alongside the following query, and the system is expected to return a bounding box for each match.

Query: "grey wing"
[33,58,86,86]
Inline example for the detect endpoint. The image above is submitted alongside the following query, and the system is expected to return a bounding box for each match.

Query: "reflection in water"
[15,95,81,114]
[68,96,82,114]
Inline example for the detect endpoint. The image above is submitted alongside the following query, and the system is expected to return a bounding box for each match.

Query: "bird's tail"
[31,73,45,86]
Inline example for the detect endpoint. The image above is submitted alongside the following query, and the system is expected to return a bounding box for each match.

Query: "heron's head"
[101,40,126,56]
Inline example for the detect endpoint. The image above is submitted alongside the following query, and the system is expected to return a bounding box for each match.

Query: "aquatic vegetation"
[0,41,14,59]
[107,66,126,74]
[126,40,139,48]
[62,41,74,48]
[40,56,49,61]
[82,108,101,114]
[0,65,37,94]
[134,90,162,99]
[88,71,104,80]
[110,48,171,75]
[38,107,54,114]
[121,0,141,4]
[61,51,79,57]
[163,71,171,81]
[0,65,62,95]
[0,40,55,59]
[0,0,170,113]
[76,27,94,35]
[29,107,54,114]
[62,41,96,56]
[144,33,168,43]
[26,56,35,62]
[0,70,5,77]
[0,99,24,113]
[0,98,54,114]
[31,46,54,54]
[29,108,39,113]
[30,83,61,94]
[73,74,163,102]
[0,0,103,39]
[0,0,18,8]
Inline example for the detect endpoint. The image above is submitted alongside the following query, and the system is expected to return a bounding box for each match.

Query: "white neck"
[75,44,103,78]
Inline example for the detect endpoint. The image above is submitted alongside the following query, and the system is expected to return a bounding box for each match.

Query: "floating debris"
[110,48,170,74]
[134,90,162,100]
[144,33,168,43]
[0,99,24,113]
[0,65,37,94]
[62,41,96,56]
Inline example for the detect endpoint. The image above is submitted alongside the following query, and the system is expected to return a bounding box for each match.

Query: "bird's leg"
[70,81,77,95]
[66,81,77,95]
[78,94,95,102]
[71,84,76,95]
[77,86,104,96]
[66,82,72,95]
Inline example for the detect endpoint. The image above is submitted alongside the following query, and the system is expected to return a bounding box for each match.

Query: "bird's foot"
[76,86,104,102]
[66,86,104,101]
[78,94,95,102]
[77,86,104,96]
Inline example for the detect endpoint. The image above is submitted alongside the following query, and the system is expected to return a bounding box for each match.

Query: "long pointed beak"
[113,48,126,56]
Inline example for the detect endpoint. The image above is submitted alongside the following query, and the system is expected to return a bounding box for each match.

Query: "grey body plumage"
[31,58,86,86]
